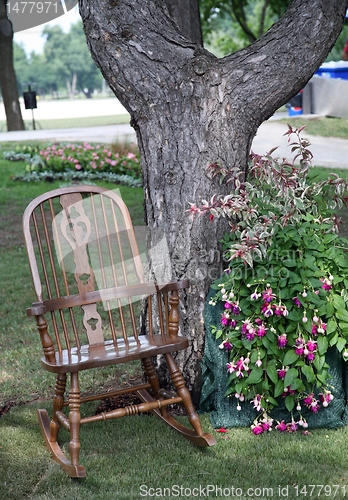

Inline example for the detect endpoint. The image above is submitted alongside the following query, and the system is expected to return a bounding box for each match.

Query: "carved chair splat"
[23,186,215,478]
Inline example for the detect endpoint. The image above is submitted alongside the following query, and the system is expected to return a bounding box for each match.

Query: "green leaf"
[274,379,284,398]
[266,365,278,385]
[317,336,329,356]
[301,364,316,383]
[313,354,326,371]
[290,378,305,392]
[285,394,295,412]
[326,302,335,318]
[326,318,337,335]
[282,259,297,268]
[245,367,263,385]
[284,367,298,387]
[266,396,278,407]
[282,350,299,366]
[336,337,347,352]
[333,295,346,310]
[329,332,339,347]
[335,309,348,323]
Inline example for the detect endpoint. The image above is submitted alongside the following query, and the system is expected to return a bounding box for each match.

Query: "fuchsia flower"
[252,395,262,412]
[251,423,264,435]
[287,420,298,432]
[222,340,233,351]
[303,393,320,412]
[261,303,273,317]
[292,297,302,307]
[262,288,276,303]
[319,391,334,407]
[277,334,288,349]
[275,421,287,432]
[306,340,317,352]
[221,312,230,326]
[277,367,287,380]
[257,324,267,337]
[320,277,333,290]
[226,357,250,377]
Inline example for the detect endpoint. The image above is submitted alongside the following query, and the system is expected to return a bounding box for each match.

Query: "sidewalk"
[0,111,347,169]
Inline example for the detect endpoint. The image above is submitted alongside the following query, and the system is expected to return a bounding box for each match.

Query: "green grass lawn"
[0,113,130,132]
[2,146,348,499]
[279,116,348,139]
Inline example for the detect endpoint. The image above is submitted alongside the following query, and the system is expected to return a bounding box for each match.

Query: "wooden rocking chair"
[23,186,215,478]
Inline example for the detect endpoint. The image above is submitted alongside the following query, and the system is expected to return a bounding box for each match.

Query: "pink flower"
[306,340,317,352]
[293,297,302,307]
[276,421,287,432]
[319,391,334,407]
[223,340,233,351]
[221,313,229,326]
[277,334,288,349]
[277,368,287,380]
[320,277,332,290]
[232,303,241,315]
[261,303,273,317]
[251,424,264,435]
[262,288,276,303]
[245,330,256,341]
[257,324,267,337]
[287,420,298,432]
[295,346,304,356]
[306,352,315,362]
[75,164,82,170]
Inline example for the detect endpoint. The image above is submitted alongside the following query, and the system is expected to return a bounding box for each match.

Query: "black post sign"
[23,85,37,130]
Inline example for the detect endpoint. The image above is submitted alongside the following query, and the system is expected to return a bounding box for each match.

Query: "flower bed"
[195,126,348,433]
[5,142,142,187]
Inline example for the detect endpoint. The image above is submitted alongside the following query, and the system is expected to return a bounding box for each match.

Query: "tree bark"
[0,0,24,131]
[164,0,203,45]
[78,0,347,403]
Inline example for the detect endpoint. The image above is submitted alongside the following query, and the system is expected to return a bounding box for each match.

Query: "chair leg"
[141,356,169,417]
[37,371,86,478]
[50,373,67,442]
[164,353,205,435]
[137,353,216,447]
[68,372,82,469]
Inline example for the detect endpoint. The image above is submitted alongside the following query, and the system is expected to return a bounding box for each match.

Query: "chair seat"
[41,335,189,373]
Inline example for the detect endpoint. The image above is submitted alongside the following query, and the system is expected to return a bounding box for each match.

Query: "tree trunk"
[164,0,203,45]
[66,73,77,99]
[0,0,24,131]
[79,0,347,403]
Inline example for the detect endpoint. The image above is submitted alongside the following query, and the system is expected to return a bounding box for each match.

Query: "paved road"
[0,97,347,169]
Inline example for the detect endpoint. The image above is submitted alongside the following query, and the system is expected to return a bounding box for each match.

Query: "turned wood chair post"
[35,314,56,364]
[68,372,82,468]
[50,373,67,442]
[168,290,180,338]
[165,353,205,438]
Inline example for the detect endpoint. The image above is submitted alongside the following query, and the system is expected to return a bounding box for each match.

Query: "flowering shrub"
[193,125,348,434]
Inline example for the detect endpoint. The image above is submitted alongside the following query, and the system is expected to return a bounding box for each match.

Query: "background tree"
[78,0,347,402]
[200,0,290,55]
[41,22,103,98]
[0,0,24,130]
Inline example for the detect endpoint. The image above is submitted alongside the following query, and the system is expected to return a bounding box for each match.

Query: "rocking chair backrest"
[23,185,171,358]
